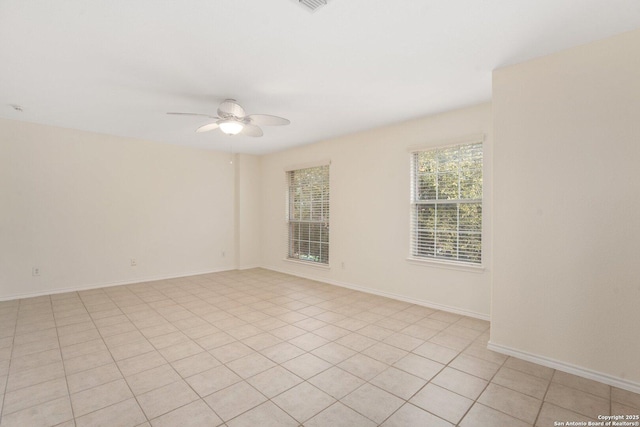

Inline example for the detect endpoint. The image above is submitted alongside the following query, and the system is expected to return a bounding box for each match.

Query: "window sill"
[406,257,485,273]
[283,258,331,270]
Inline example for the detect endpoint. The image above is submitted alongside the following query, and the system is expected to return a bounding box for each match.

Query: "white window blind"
[287,165,330,264]
[410,142,483,264]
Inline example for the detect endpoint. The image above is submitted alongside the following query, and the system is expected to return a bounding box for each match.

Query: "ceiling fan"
[167,99,290,137]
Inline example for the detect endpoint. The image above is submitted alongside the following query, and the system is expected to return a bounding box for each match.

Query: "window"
[410,142,483,264]
[287,164,330,264]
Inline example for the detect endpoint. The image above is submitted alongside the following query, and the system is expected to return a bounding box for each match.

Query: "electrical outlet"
[130,259,137,267]
[32,267,40,276]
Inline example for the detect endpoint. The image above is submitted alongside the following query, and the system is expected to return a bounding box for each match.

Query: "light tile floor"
[0,268,638,426]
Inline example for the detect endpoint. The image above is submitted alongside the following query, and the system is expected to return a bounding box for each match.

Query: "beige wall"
[0,118,236,299]
[492,29,640,390]
[260,104,493,319]
[234,153,262,269]
[1,107,493,318]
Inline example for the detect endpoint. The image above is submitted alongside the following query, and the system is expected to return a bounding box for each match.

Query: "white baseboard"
[263,265,490,321]
[488,341,640,394]
[2,264,489,321]
[237,264,262,271]
[0,267,233,302]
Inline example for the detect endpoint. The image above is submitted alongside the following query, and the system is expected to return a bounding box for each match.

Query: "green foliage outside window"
[288,165,330,264]
[412,143,482,264]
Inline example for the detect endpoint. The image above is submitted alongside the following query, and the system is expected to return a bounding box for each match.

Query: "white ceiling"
[1,0,639,154]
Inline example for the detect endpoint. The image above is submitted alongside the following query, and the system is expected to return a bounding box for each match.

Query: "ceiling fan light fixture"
[168,99,289,138]
[219,120,244,135]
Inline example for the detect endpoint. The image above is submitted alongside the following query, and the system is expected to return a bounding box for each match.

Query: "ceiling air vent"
[299,0,327,12]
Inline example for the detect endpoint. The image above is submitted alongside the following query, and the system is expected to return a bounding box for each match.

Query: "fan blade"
[247,114,290,126]
[167,112,216,118]
[196,122,220,133]
[242,123,264,137]
[217,99,245,119]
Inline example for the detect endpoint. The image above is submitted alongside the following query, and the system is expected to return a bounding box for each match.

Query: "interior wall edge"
[0,267,235,302]
[488,341,640,395]
[262,265,490,321]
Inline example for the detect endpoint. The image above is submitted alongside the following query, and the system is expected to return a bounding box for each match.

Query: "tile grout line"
[353,320,487,426]
[8,277,431,425]
[192,303,341,425]
[62,281,225,424]
[99,277,253,425]
[453,345,511,426]
[197,286,485,425]
[115,282,234,425]
[131,277,250,424]
[1,270,636,426]
[3,278,480,424]
[138,277,422,425]
[232,303,484,424]
[0,294,467,426]
[52,293,79,426]
[1,297,66,420]
[76,286,153,425]
[533,369,556,427]
[0,302,18,424]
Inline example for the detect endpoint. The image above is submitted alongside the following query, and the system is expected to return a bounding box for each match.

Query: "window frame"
[285,162,330,266]
[408,137,484,268]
